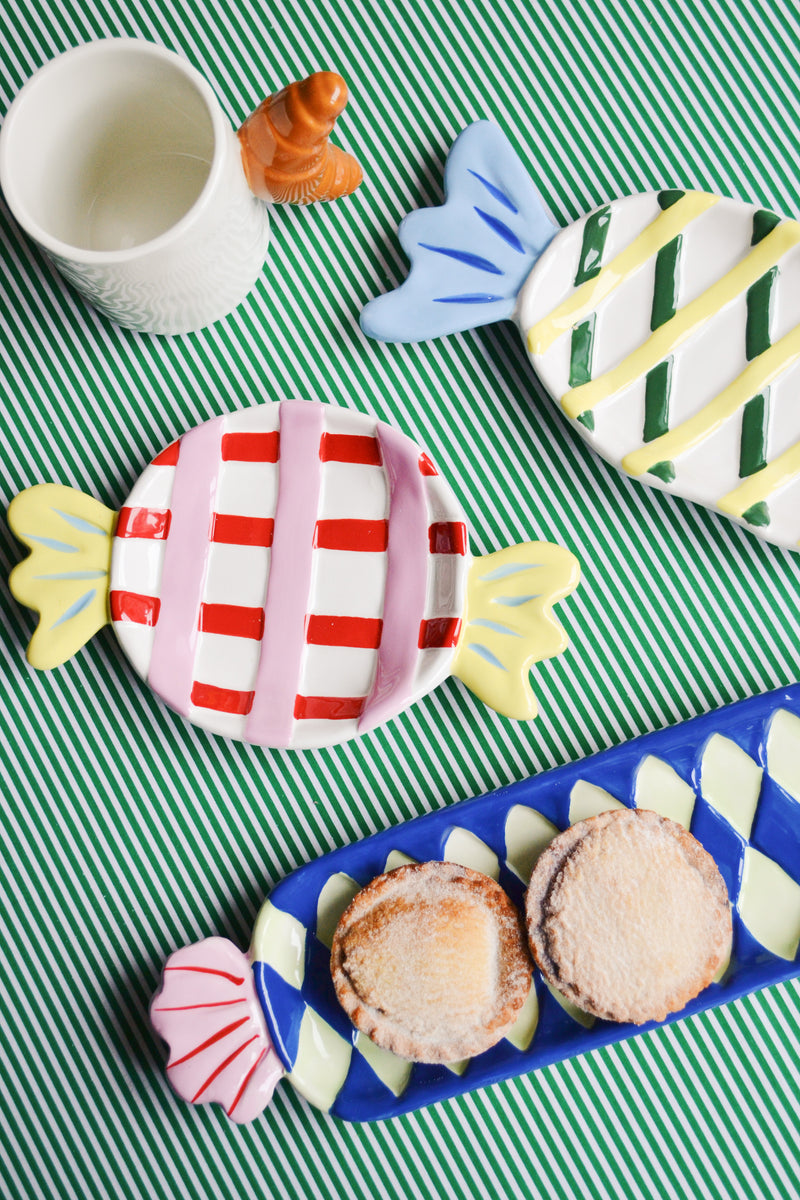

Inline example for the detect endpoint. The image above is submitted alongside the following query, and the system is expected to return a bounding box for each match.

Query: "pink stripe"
[245,401,324,746]
[147,417,224,717]
[358,425,429,734]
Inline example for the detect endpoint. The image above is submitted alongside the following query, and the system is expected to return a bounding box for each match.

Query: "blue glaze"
[432,292,505,304]
[35,570,107,580]
[256,686,800,1121]
[360,121,557,343]
[474,207,526,252]
[468,169,519,213]
[51,588,97,626]
[26,534,78,553]
[418,243,504,274]
[53,508,108,535]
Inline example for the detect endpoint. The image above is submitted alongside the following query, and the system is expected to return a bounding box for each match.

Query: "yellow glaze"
[8,483,116,670]
[527,193,719,357]
[700,734,763,841]
[452,541,580,721]
[568,780,624,825]
[634,756,696,829]
[717,437,800,520]
[250,900,307,987]
[354,1033,413,1096]
[315,873,360,949]
[444,1058,470,1076]
[544,980,595,1028]
[567,220,800,421]
[504,805,560,882]
[504,984,539,1052]
[623,322,800,476]
[286,1007,352,1111]
[383,849,417,872]
[442,828,500,879]
[739,847,800,961]
[766,709,800,800]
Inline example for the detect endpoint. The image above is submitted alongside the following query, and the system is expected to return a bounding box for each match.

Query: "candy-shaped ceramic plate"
[151,685,800,1122]
[8,399,578,749]
[361,122,800,551]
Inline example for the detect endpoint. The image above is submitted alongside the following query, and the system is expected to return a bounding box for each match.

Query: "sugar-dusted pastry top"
[526,809,732,1025]
[330,861,532,1063]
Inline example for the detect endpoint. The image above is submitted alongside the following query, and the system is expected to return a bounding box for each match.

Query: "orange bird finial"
[238,71,362,205]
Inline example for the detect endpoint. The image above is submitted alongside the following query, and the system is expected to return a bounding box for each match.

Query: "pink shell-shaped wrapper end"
[150,936,284,1124]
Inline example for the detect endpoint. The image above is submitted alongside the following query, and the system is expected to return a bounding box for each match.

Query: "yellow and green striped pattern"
[523,188,800,547]
[1,1,800,1199]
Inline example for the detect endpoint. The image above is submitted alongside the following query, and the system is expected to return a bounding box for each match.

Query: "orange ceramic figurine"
[238,71,362,204]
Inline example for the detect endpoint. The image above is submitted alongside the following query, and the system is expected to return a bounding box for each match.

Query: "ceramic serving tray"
[152,684,800,1122]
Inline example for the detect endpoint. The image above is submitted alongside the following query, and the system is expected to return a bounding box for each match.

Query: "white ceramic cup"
[0,39,271,334]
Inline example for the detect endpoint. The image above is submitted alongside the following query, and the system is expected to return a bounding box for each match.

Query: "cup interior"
[1,42,217,253]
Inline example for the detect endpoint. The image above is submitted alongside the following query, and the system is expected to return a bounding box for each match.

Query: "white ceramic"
[361,121,800,552]
[0,39,270,334]
[9,400,580,750]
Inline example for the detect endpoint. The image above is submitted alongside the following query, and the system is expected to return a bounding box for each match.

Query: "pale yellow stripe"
[718,438,800,518]
[622,324,800,476]
[563,220,800,419]
[526,192,719,357]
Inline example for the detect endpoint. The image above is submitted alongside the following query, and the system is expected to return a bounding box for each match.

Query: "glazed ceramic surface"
[4,4,800,1198]
[8,400,579,748]
[0,41,361,334]
[151,686,800,1121]
[0,40,271,333]
[361,122,800,551]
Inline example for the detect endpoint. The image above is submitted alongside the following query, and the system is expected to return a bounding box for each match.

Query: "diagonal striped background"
[1,0,799,1197]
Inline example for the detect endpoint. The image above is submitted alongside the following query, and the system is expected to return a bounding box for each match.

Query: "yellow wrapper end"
[8,484,116,670]
[451,541,580,720]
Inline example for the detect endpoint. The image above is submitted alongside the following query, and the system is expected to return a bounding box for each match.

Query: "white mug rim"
[0,37,232,265]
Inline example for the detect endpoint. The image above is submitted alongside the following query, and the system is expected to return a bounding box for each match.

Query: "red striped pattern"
[191,682,255,715]
[154,999,247,1012]
[167,1017,250,1068]
[228,1048,269,1118]
[151,440,180,467]
[319,433,382,465]
[419,452,438,476]
[305,614,383,648]
[419,616,462,649]
[116,507,171,539]
[191,1035,260,1103]
[110,590,160,626]
[314,518,388,552]
[293,695,367,720]
[221,431,280,462]
[199,603,265,640]
[210,513,274,547]
[163,965,245,986]
[428,521,467,554]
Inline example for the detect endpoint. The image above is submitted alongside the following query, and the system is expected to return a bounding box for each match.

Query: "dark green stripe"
[643,359,673,442]
[745,267,777,361]
[739,392,769,477]
[658,189,686,210]
[739,243,776,506]
[648,460,677,483]
[574,205,611,285]
[650,235,682,331]
[752,208,782,245]
[569,315,595,388]
[570,207,610,429]
[643,233,681,446]
[742,500,770,527]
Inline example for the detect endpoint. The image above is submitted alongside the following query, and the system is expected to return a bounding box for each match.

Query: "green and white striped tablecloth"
[1,1,799,1197]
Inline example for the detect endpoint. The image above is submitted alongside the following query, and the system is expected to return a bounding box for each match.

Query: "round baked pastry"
[330,861,532,1063]
[526,808,732,1025]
